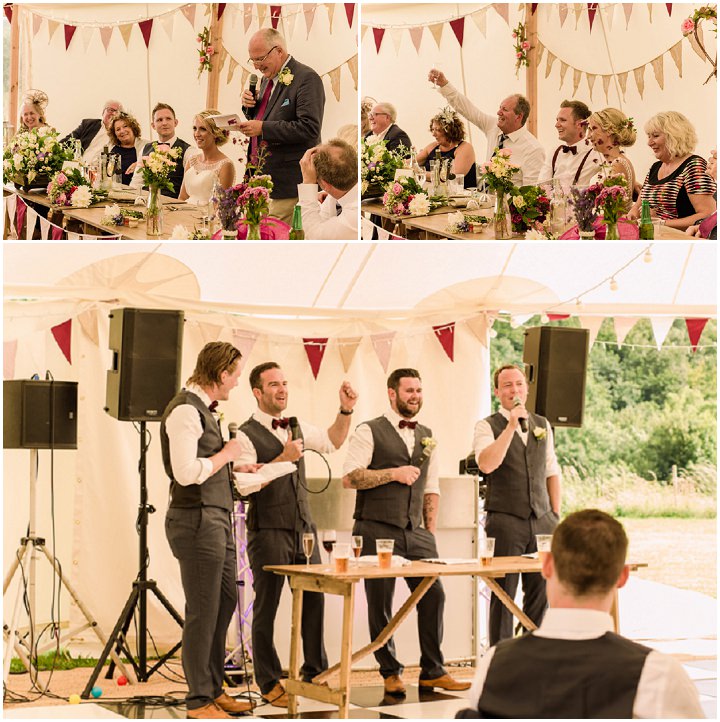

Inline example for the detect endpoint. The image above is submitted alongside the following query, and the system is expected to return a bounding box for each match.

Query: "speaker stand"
[81,422,184,698]
[3,449,133,688]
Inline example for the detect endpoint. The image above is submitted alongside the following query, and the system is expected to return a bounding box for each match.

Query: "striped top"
[639,155,716,220]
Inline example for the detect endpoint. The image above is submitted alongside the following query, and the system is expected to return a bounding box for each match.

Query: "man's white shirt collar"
[187,383,213,409]
[536,608,614,640]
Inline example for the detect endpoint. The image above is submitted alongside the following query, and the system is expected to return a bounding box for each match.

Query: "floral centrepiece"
[512,22,532,77]
[381,176,434,216]
[197,27,214,78]
[101,204,144,227]
[361,138,407,197]
[479,148,520,196]
[589,175,632,239]
[569,186,600,235]
[3,127,72,187]
[134,143,182,236]
[236,174,274,239]
[509,185,551,234]
[445,211,470,234]
[47,169,105,208]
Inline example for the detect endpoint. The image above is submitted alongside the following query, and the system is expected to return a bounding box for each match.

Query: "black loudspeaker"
[105,308,184,422]
[522,326,589,428]
[4,380,78,449]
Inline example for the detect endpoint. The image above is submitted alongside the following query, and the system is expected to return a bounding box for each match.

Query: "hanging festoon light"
[610,277,618,291]
[644,248,653,263]
[540,313,550,323]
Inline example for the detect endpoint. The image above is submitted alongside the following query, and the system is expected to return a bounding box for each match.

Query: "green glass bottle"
[639,200,654,240]
[289,204,305,240]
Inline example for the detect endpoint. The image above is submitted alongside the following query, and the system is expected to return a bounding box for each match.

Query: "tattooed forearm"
[345,468,395,490]
[423,493,439,533]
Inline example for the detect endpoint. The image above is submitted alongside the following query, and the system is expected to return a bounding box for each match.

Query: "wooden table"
[266,557,646,717]
[361,198,461,238]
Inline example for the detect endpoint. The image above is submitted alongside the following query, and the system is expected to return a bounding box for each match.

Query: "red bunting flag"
[139,19,153,48]
[303,338,328,379]
[587,2,599,31]
[51,320,72,364]
[218,3,226,21]
[666,3,672,15]
[531,3,539,13]
[345,3,355,28]
[15,196,26,234]
[547,314,570,321]
[270,6,281,29]
[64,23,77,49]
[373,27,385,53]
[51,225,64,240]
[433,323,455,361]
[685,318,708,352]
[449,17,465,46]
[3,5,12,24]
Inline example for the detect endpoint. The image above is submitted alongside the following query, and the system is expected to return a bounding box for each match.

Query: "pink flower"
[512,32,517,38]
[499,148,513,157]
[156,144,171,153]
[522,41,530,50]
[681,17,695,34]
[392,182,402,194]
[200,55,207,62]
[197,35,203,42]
[57,193,67,205]
[206,45,214,55]
[56,172,67,185]
[393,202,405,215]
[516,51,523,58]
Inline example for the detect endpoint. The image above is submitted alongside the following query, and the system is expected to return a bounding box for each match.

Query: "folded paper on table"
[234,461,296,494]
[206,113,243,130]
[421,558,479,565]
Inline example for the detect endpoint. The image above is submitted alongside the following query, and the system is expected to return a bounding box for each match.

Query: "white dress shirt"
[342,409,440,496]
[82,125,110,164]
[468,608,705,718]
[438,82,545,186]
[297,183,358,239]
[472,406,561,479]
[538,138,604,191]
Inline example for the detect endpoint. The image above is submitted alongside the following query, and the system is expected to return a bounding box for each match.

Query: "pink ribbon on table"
[559,217,640,240]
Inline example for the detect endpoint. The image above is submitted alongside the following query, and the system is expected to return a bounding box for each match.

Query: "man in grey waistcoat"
[161,342,256,719]
[234,362,358,708]
[473,364,562,646]
[342,368,471,696]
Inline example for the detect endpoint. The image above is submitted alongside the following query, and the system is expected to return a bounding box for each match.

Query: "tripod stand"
[82,422,184,698]
[3,449,131,687]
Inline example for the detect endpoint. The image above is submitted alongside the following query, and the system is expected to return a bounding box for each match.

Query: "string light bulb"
[575,297,583,308]
[644,248,653,263]
[489,327,498,339]
[541,313,550,323]
[610,277,618,292]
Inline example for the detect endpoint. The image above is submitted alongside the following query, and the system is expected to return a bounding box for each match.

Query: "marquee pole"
[8,5,20,129]
[205,4,225,111]
[525,3,538,137]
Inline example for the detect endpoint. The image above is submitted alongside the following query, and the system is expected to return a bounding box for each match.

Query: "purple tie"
[250,80,274,166]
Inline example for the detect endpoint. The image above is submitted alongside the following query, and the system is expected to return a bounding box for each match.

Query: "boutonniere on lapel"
[420,436,437,465]
[532,427,547,441]
[277,67,294,86]
[214,410,225,426]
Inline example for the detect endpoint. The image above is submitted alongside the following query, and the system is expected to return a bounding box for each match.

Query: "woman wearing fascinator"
[19,89,52,133]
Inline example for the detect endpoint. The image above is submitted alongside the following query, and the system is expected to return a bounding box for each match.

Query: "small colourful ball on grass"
[117,675,128,686]
[69,694,81,704]
[91,686,103,698]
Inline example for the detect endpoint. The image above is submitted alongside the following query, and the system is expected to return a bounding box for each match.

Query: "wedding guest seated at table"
[364,102,412,156]
[416,107,476,189]
[61,99,123,162]
[429,68,544,185]
[455,509,704,719]
[361,96,375,137]
[18,90,52,133]
[627,111,716,231]
[178,110,235,206]
[687,148,717,240]
[107,111,148,186]
[297,138,358,239]
[586,108,639,198]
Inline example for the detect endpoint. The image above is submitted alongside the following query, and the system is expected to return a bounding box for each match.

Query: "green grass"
[10,649,99,673]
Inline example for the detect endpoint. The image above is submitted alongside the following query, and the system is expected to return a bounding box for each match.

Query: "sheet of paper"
[234,461,295,494]
[207,113,243,130]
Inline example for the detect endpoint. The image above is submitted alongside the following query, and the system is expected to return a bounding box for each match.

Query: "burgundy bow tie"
[398,419,417,430]
[272,417,290,430]
[561,145,577,155]
[208,400,219,412]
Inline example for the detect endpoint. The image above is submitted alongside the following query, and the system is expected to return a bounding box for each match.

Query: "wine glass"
[302,532,315,567]
[322,529,337,569]
[351,535,363,566]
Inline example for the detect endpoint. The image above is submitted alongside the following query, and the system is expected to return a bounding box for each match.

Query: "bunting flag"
[531,3,539,14]
[25,206,38,239]
[449,17,465,46]
[472,8,487,36]
[372,27,385,52]
[651,54,664,89]
[559,3,569,27]
[338,337,361,373]
[428,22,443,48]
[669,41,682,78]
[633,64,645,98]
[47,19,59,42]
[4,340,18,380]
[118,23,133,49]
[465,314,492,348]
[493,3,509,24]
[345,3,355,28]
[329,66,342,101]
[303,338,328,379]
[371,332,395,372]
[578,316,605,346]
[16,197,26,235]
[244,5,253,32]
[64,23,77,49]
[4,5,12,25]
[623,3,633,28]
[32,13,42,36]
[433,323,455,361]
[347,54,358,89]
[327,3,335,33]
[303,4,316,36]
[39,217,51,240]
[198,322,224,345]
[181,4,196,28]
[139,18,152,48]
[5,194,17,237]
[77,309,99,346]
[270,5,281,29]
[649,317,675,349]
[389,27,403,54]
[547,314,570,320]
[665,3,673,16]
[231,329,258,373]
[158,12,174,41]
[685,318,708,352]
[409,25,423,53]
[612,317,638,346]
[51,320,72,364]
[51,225,64,240]
[217,3,226,21]
[257,4,267,27]
[587,3,598,31]
[99,25,113,51]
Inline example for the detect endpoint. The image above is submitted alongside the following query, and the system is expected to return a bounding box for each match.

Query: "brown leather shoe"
[383,674,406,695]
[418,673,471,691]
[261,681,289,708]
[187,702,232,719]
[214,692,253,714]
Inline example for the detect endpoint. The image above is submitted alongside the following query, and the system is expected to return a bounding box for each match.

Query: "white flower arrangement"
[70,186,92,208]
[408,193,430,216]
[532,427,547,441]
[101,204,123,226]
[169,224,190,239]
[446,210,470,234]
[277,67,294,86]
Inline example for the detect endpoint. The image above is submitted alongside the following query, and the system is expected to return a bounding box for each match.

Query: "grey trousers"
[353,519,446,680]
[485,509,559,646]
[247,527,327,695]
[165,506,237,711]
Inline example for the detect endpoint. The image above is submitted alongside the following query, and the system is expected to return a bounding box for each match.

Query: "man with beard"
[234,362,358,708]
[342,368,470,696]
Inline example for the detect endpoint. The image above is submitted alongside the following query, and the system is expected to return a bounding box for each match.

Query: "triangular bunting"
[559,3,568,27]
[344,3,355,28]
[433,323,455,361]
[545,51,557,79]
[64,24,77,50]
[327,3,335,33]
[472,8,487,36]
[16,197,27,236]
[198,322,224,345]
[51,319,73,364]
[270,5,281,29]
[649,317,675,349]
[402,332,426,365]
[389,27,403,55]
[158,13,174,41]
[574,3,584,29]
[686,26,708,65]
[338,337,361,373]
[119,23,133,49]
[139,19,153,48]
[606,3,615,30]
[559,61,569,86]
[361,24,369,43]
[651,54,664,89]
[227,56,239,83]
[244,5,253,32]
[39,217,51,240]
[647,3,653,22]
[51,225,64,240]
[347,54,358,89]
[32,13,42,36]
[231,329,258,373]
[465,314,492,349]
[48,20,60,42]
[547,314,571,321]
[371,332,395,373]
[613,317,638,347]
[633,65,645,98]
[450,17,465,46]
[586,73,597,97]
[4,340,18,380]
[67,232,80,240]
[531,3,539,13]
[669,41,683,78]
[329,66,342,101]
[303,338,328,379]
[493,3,509,24]
[78,309,100,347]
[617,71,628,96]
[602,74,612,102]
[25,206,38,239]
[666,3,673,16]
[428,22,443,48]
[685,318,708,352]
[372,27,385,53]
[536,41,545,64]
[80,26,94,52]
[6,194,17,237]
[578,316,605,346]
[181,4,196,28]
[4,5,12,24]
[257,4,268,27]
[303,4,317,36]
[623,3,633,28]
[217,3,226,21]
[286,10,298,38]
[99,26,113,51]
[587,3,598,32]
[407,26,423,53]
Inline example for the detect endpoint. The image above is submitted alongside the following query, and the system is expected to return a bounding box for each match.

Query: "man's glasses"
[368,112,389,119]
[248,46,278,65]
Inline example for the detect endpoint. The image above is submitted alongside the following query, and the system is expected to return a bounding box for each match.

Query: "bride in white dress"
[179,110,235,205]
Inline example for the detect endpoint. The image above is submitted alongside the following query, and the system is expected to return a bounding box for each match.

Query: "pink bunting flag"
[218,3,226,21]
[32,13,42,36]
[433,323,455,361]
[587,3,599,32]
[64,23,77,49]
[99,26,113,51]
[139,19,153,48]
[16,197,26,234]
[270,5,281,29]
[373,27,385,52]
[4,340,17,380]
[409,26,423,53]
[345,3,355,28]
[665,3,672,15]
[449,17,465,46]
[547,314,570,320]
[51,320,72,364]
[4,6,12,24]
[303,338,328,379]
[685,318,708,352]
[51,225,64,240]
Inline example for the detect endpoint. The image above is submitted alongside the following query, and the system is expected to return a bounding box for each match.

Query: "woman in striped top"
[628,112,716,231]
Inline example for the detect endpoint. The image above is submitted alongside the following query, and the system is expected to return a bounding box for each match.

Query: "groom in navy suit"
[240,28,325,224]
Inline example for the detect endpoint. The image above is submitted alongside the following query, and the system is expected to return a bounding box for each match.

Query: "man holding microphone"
[472,365,561,645]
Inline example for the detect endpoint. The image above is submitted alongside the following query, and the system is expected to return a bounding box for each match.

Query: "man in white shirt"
[538,99,603,191]
[458,509,705,719]
[343,368,471,697]
[61,99,123,163]
[297,138,358,239]
[428,69,545,185]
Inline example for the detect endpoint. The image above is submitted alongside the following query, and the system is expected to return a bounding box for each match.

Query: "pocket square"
[281,98,290,107]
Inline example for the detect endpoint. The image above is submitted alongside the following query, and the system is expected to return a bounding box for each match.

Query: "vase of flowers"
[3,127,72,190]
[594,180,630,240]
[509,185,551,236]
[213,183,246,239]
[493,191,512,239]
[478,148,520,240]
[569,186,600,239]
[236,174,273,239]
[134,142,182,237]
[146,184,163,236]
[361,138,408,198]
[46,168,104,208]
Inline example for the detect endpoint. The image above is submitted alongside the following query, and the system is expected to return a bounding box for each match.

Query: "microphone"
[249,73,258,100]
[289,417,300,441]
[513,397,528,433]
[228,422,238,440]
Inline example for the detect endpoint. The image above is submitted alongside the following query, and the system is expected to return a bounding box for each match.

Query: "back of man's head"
[313,139,357,192]
[552,509,628,598]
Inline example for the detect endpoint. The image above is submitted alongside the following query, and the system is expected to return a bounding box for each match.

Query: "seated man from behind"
[458,509,704,719]
[297,138,358,239]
